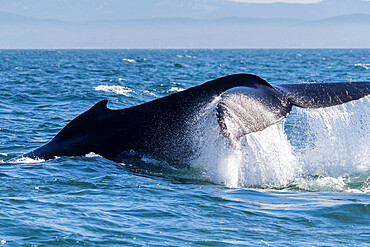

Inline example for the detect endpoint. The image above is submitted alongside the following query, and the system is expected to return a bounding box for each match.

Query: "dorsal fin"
[87,100,109,114]
[53,100,110,140]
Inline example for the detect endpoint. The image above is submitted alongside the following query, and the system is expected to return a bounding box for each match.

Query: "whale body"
[18,74,369,163]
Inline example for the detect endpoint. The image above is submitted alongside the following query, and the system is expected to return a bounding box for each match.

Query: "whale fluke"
[217,79,369,140]
[217,84,292,140]
[276,82,370,108]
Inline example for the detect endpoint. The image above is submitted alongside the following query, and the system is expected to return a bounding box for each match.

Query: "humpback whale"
[17,74,369,163]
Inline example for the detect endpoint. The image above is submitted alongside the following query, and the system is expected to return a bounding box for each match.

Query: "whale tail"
[217,79,370,140]
[276,82,370,108]
[12,74,370,162]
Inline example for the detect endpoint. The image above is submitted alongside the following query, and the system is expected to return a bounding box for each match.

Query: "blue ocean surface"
[0,49,369,246]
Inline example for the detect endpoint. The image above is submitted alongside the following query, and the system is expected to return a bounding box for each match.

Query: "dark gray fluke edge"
[15,74,369,163]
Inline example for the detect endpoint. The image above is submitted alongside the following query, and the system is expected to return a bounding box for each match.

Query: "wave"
[176,55,197,58]
[354,63,370,69]
[142,90,157,97]
[289,173,370,193]
[122,58,137,63]
[94,85,135,97]
[165,87,185,93]
[8,156,45,164]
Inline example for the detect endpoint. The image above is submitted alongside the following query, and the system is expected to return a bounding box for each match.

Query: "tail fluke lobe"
[217,80,369,140]
[276,82,370,108]
[216,83,292,140]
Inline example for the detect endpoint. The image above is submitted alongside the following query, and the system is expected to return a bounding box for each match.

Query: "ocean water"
[0,49,369,246]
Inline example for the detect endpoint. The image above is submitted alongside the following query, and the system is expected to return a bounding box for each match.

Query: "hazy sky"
[0,0,369,21]
[0,0,369,48]
[231,0,322,3]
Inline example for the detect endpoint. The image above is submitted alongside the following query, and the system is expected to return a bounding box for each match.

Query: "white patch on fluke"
[220,93,285,141]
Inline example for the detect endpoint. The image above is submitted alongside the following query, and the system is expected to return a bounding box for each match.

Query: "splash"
[9,156,45,164]
[85,152,103,158]
[239,123,298,187]
[190,96,369,190]
[190,98,298,188]
[295,96,369,177]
